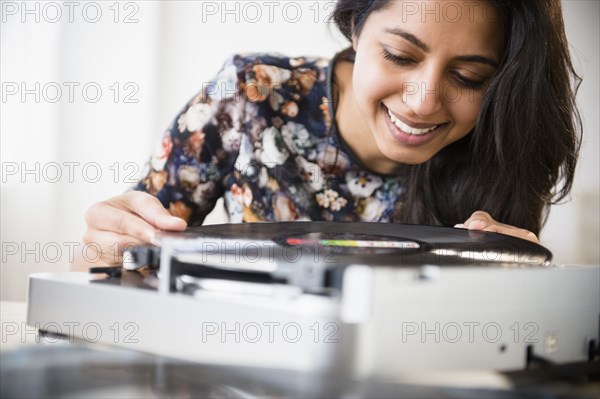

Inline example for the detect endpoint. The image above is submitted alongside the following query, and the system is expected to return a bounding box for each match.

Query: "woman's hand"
[455,211,539,243]
[80,191,187,267]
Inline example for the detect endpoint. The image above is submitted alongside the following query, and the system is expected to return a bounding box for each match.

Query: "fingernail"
[167,215,186,224]
[454,224,466,228]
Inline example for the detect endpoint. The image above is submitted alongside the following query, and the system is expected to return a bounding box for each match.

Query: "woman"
[82,0,581,266]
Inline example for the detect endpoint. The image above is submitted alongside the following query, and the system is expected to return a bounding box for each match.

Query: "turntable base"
[2,344,598,399]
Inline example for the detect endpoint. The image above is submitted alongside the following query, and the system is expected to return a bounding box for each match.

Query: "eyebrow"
[383,27,499,68]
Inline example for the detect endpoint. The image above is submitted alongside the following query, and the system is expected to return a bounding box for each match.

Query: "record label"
[279,232,423,255]
[286,238,420,249]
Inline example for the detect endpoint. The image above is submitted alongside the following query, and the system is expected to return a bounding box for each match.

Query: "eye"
[450,72,486,90]
[382,49,415,66]
[383,48,488,90]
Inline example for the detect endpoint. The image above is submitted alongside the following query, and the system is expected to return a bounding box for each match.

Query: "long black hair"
[332,0,582,234]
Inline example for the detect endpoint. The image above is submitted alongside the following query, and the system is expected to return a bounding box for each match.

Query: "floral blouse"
[135,50,405,226]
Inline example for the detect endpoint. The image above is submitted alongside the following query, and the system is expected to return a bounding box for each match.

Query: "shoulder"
[229,52,331,73]
[221,53,331,91]
[203,52,331,108]
[218,52,333,133]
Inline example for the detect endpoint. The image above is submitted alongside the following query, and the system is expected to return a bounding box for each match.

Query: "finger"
[463,211,518,232]
[469,224,540,244]
[114,192,187,231]
[83,229,147,266]
[477,224,540,243]
[466,219,493,231]
[463,211,496,228]
[86,202,157,243]
[457,211,539,243]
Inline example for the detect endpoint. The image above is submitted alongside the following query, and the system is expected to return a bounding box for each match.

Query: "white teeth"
[387,108,439,135]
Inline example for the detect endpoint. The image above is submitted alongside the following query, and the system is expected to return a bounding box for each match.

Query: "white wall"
[1,1,165,300]
[1,1,598,301]
[542,0,600,265]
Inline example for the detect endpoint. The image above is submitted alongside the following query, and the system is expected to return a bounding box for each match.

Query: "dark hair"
[332,0,582,234]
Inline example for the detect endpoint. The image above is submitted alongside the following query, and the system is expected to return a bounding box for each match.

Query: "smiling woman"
[333,0,581,236]
[81,0,582,266]
[343,2,504,167]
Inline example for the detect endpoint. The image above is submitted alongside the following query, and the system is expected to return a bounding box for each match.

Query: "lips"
[386,108,440,135]
[382,105,446,146]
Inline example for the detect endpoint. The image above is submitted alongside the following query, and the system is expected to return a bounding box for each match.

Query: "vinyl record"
[171,222,552,267]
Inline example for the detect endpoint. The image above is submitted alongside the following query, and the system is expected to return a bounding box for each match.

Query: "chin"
[384,152,432,166]
[375,137,436,166]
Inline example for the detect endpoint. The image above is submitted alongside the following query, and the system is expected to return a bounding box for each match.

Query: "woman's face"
[351,0,504,165]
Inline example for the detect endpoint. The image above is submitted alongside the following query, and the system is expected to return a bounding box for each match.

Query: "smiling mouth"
[385,107,444,135]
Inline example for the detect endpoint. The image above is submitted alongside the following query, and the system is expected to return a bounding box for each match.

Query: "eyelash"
[382,49,485,90]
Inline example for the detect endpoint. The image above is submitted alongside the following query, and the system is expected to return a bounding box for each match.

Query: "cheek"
[352,60,392,112]
[448,92,483,131]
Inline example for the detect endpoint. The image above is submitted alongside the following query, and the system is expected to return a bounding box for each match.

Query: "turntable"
[25,222,600,383]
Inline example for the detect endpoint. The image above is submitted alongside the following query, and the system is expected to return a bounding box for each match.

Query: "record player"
[26,222,600,383]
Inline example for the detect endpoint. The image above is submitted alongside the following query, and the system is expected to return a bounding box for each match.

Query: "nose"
[400,67,444,117]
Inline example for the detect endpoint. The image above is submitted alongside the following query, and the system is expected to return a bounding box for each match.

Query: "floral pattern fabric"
[135,52,405,226]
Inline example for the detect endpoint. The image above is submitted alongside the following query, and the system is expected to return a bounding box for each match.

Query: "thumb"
[154,211,188,231]
[119,191,188,232]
